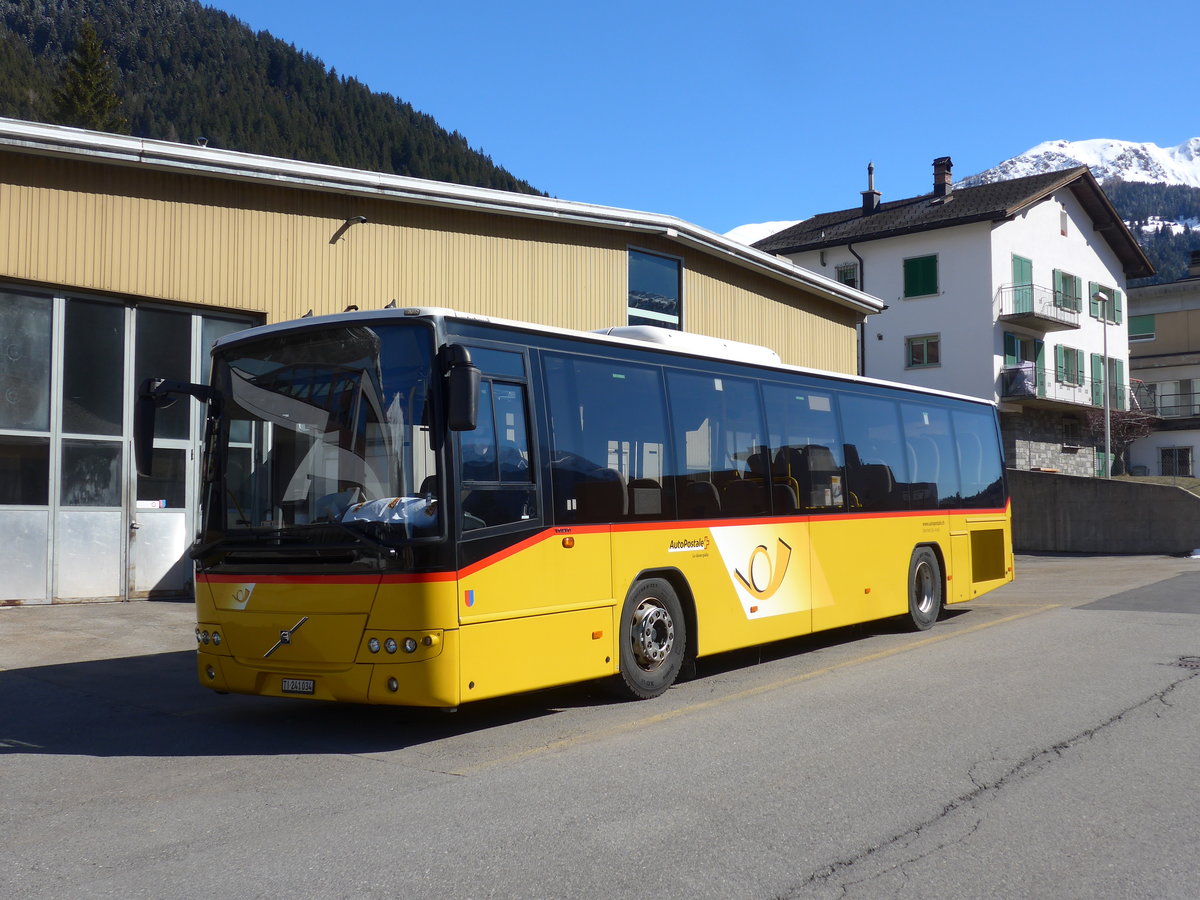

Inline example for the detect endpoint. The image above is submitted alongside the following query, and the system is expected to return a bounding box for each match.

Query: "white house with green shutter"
[753,158,1153,477]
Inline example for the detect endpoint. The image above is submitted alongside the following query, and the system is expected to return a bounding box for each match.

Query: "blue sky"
[208,0,1192,235]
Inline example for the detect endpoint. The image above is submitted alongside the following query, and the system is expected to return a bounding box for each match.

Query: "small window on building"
[1160,447,1193,477]
[1062,417,1082,444]
[1088,282,1123,324]
[1060,207,1069,236]
[1053,270,1082,312]
[1129,315,1155,342]
[835,262,859,289]
[903,255,938,298]
[628,249,682,330]
[1055,345,1085,385]
[905,334,940,368]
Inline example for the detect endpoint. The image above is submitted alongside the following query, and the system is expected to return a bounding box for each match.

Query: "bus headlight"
[384,638,398,654]
[403,638,418,653]
[368,638,380,654]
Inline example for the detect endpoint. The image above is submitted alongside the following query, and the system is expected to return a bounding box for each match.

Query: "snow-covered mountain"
[960,138,1200,188]
[724,220,801,247]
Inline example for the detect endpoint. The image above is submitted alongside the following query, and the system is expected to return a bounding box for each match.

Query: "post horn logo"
[734,538,793,601]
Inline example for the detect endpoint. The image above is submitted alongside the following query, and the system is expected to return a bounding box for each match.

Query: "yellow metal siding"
[2,151,858,372]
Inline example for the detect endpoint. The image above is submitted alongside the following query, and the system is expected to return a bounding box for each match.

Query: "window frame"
[627,247,683,331]
[905,334,941,369]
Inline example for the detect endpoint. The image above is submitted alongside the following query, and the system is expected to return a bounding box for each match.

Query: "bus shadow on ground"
[0,609,971,759]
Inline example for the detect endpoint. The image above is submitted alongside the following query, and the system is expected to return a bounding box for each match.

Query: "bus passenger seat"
[576,468,628,521]
[628,478,663,517]
[773,483,799,514]
[682,481,721,519]
[723,479,766,517]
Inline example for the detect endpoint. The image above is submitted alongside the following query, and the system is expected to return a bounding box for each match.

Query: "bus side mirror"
[447,362,480,431]
[134,378,222,476]
[134,379,162,477]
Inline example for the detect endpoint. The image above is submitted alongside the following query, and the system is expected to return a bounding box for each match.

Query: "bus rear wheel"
[612,578,687,700]
[908,547,942,631]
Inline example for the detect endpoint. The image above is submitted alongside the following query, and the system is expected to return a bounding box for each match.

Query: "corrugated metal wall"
[1,152,858,372]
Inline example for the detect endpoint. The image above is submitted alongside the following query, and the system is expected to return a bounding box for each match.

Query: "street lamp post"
[1094,291,1111,478]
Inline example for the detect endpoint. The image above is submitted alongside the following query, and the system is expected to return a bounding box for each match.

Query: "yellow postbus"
[137,308,1012,707]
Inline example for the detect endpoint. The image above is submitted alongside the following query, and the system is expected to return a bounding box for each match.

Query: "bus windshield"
[203,322,440,548]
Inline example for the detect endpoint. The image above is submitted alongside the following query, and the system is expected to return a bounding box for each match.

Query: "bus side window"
[543,354,674,524]
[459,380,536,531]
[762,383,845,513]
[839,393,909,512]
[666,371,769,520]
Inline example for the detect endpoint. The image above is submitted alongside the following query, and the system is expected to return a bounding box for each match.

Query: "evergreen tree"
[50,21,126,132]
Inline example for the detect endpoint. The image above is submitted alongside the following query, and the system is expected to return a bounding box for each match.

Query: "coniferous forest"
[0,0,543,195]
[2,1,1198,284]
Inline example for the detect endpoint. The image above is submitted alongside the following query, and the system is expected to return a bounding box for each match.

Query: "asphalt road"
[2,554,1199,899]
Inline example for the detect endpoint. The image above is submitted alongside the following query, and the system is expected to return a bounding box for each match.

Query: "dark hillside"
[0,0,542,194]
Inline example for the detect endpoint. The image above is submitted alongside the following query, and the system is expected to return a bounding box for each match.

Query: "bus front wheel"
[612,578,687,700]
[908,547,943,631]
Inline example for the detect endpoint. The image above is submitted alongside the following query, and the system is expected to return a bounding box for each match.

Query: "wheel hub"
[632,600,674,671]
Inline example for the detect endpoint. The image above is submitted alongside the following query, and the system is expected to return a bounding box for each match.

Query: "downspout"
[849,243,865,376]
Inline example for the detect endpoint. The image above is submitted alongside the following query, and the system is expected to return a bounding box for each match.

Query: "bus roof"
[212,306,998,410]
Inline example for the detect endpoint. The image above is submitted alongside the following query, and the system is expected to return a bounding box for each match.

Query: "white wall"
[991,189,1131,391]
[791,187,1133,406]
[1129,428,1200,476]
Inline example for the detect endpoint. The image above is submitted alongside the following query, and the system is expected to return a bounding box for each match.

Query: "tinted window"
[762,382,845,513]
[953,407,1005,508]
[840,393,909,512]
[667,371,768,519]
[459,381,536,531]
[900,402,959,509]
[544,354,673,523]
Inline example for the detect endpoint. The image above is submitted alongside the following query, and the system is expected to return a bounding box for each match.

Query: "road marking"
[453,602,1063,776]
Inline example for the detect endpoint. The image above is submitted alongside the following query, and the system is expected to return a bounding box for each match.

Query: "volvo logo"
[264,616,310,658]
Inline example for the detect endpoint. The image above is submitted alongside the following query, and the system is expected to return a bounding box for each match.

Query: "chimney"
[1189,250,1200,279]
[861,162,881,215]
[933,156,953,197]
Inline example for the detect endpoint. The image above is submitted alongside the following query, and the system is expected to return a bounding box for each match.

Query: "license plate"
[281,678,315,695]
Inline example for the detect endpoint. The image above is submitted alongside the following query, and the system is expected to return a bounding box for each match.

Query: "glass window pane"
[628,249,682,329]
[137,447,187,509]
[61,439,123,507]
[840,393,909,512]
[901,402,959,509]
[0,435,50,504]
[201,316,253,384]
[762,382,845,512]
[63,298,125,435]
[135,308,192,439]
[544,354,673,523]
[952,408,1004,508]
[467,347,526,378]
[667,371,768,518]
[0,291,53,431]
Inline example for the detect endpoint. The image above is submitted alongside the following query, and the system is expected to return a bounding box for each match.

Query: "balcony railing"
[995,283,1080,331]
[1133,390,1200,419]
[1000,362,1135,410]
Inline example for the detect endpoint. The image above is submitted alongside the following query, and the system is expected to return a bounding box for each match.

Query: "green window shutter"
[1115,360,1126,410]
[1055,344,1066,382]
[1114,290,1123,324]
[1034,339,1045,397]
[904,256,937,297]
[1091,353,1104,406]
[1088,282,1101,318]
[1053,269,1064,307]
[1004,332,1018,366]
[1076,348,1085,385]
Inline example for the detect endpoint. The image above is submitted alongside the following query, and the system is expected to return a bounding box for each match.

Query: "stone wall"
[1001,409,1095,477]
